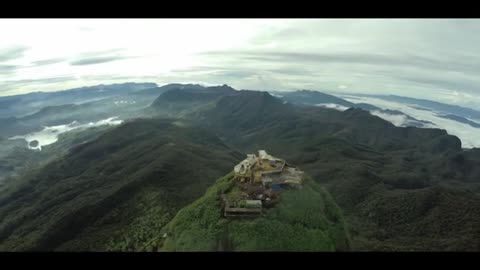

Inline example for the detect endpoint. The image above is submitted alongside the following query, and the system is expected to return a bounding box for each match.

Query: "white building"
[234,154,257,175]
[259,150,278,160]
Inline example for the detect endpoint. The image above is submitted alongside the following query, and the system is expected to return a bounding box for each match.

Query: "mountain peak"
[157,171,350,251]
[205,84,236,93]
[220,90,284,108]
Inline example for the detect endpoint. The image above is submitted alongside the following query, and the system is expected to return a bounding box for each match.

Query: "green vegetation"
[2,87,480,251]
[186,90,480,251]
[157,174,350,252]
[150,84,235,118]
[0,125,112,189]
[0,119,242,251]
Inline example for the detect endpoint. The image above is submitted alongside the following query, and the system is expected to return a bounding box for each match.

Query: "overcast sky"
[1,19,480,109]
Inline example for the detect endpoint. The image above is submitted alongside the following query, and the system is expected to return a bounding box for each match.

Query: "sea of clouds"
[340,95,480,148]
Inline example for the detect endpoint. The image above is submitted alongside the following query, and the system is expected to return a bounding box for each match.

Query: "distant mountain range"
[0,83,167,138]
[367,94,480,121]
[267,90,480,148]
[0,82,157,118]
[273,90,436,128]
[437,114,480,128]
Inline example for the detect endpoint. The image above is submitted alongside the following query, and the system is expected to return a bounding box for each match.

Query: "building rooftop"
[225,150,304,217]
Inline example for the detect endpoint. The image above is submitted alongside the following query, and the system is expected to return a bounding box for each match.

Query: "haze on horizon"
[1,19,480,109]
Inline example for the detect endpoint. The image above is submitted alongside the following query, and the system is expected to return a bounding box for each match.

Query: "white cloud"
[0,19,269,95]
[369,110,410,127]
[315,103,350,111]
[9,117,123,150]
[1,19,480,110]
[341,95,480,148]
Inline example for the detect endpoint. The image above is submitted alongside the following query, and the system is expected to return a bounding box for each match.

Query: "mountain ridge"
[1,83,480,251]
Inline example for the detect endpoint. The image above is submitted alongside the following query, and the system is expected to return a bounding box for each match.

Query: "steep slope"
[152,173,350,252]
[201,90,290,134]
[192,90,480,251]
[0,125,112,186]
[199,91,460,154]
[0,118,243,251]
[348,184,480,251]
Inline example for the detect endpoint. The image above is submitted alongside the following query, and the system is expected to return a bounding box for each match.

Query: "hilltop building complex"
[223,150,304,217]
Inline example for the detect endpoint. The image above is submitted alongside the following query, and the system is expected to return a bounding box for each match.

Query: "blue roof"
[270,184,283,191]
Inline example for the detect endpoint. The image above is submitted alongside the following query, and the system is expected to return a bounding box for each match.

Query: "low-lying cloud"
[341,95,480,148]
[9,117,123,150]
[370,110,414,127]
[315,103,349,111]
